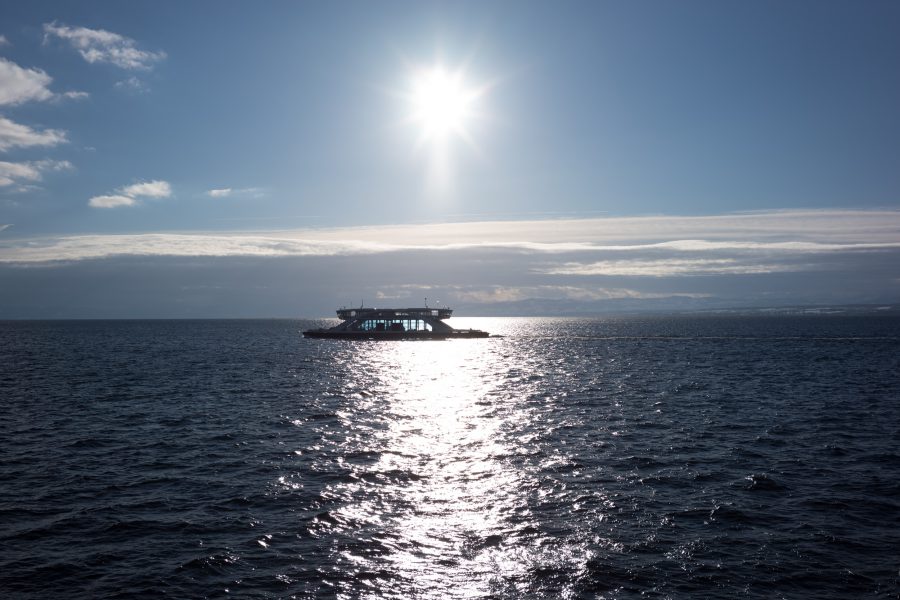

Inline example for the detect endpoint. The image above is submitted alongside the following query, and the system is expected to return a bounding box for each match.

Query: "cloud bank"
[1,210,897,317]
[3,209,897,261]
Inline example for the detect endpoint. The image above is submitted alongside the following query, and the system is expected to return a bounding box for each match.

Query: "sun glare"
[410,67,479,142]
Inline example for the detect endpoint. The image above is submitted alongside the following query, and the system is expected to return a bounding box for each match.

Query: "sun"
[409,66,479,142]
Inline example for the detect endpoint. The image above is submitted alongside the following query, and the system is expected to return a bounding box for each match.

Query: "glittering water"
[2,316,899,598]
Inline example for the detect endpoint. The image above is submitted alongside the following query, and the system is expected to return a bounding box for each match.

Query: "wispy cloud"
[0,159,72,187]
[114,76,148,93]
[0,57,87,105]
[0,57,54,106]
[0,55,78,193]
[59,90,89,101]
[43,22,166,70]
[0,116,68,152]
[0,35,9,47]
[206,187,264,199]
[0,161,44,186]
[89,179,171,208]
[87,195,136,209]
[119,180,171,198]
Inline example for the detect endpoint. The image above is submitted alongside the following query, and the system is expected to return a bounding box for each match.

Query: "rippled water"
[2,316,899,598]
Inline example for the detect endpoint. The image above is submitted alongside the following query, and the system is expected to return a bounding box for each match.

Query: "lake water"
[2,315,899,598]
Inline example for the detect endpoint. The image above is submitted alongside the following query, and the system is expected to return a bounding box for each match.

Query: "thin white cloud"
[0,161,42,186]
[0,159,72,187]
[0,57,54,106]
[0,224,11,233]
[450,285,711,303]
[231,209,896,248]
[539,258,804,277]
[36,159,73,172]
[59,90,89,101]
[89,179,172,209]
[114,76,148,93]
[0,35,9,47]
[0,116,68,151]
[43,22,166,70]
[0,233,385,260]
[119,180,171,198]
[0,57,86,105]
[206,187,264,199]
[2,208,899,261]
[0,59,73,190]
[617,239,900,252]
[88,195,136,209]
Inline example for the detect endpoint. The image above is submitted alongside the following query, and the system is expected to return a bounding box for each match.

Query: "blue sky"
[1,1,899,317]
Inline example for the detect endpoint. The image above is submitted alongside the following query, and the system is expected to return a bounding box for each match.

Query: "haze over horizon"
[1,1,899,318]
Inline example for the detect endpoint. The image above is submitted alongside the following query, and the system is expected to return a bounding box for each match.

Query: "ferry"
[302,307,490,340]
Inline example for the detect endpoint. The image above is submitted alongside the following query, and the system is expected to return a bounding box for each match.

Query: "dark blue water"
[2,315,899,598]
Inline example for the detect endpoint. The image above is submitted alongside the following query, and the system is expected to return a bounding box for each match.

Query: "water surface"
[2,316,899,598]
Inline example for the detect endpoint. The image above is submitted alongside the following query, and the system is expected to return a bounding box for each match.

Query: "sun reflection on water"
[319,336,559,597]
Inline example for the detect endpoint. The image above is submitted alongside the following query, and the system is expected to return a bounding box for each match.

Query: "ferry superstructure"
[302,307,490,340]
